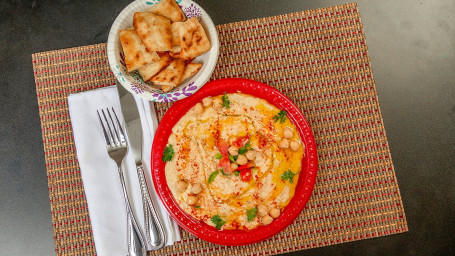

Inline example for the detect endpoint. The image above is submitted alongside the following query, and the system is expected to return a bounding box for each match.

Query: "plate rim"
[151,78,318,246]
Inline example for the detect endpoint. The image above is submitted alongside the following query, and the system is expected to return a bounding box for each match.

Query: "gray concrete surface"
[0,0,454,255]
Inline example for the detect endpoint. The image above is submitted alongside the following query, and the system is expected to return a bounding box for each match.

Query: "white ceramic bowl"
[107,0,219,102]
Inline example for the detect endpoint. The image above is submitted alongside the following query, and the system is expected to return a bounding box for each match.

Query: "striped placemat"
[32,3,407,255]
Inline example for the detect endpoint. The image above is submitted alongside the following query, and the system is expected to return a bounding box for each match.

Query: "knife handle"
[136,165,166,250]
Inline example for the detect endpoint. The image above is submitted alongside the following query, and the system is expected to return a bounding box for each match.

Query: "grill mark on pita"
[179,17,211,60]
[119,29,160,71]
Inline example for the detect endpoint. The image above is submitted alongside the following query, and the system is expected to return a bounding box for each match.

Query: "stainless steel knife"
[118,85,166,251]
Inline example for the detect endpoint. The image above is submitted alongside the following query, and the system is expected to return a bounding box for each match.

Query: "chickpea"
[202,97,213,107]
[283,127,294,139]
[246,150,256,161]
[191,183,202,194]
[228,146,239,156]
[193,103,203,114]
[270,208,280,218]
[236,154,248,165]
[213,97,223,109]
[279,138,289,149]
[230,163,238,171]
[257,204,268,217]
[186,195,198,205]
[262,215,273,225]
[176,180,188,192]
[290,140,301,151]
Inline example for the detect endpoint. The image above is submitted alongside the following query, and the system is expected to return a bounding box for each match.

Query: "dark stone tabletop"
[0,0,454,255]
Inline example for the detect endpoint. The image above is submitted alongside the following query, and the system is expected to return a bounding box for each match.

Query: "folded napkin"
[68,85,180,256]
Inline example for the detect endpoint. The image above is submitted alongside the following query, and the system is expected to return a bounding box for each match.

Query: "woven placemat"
[32,3,407,255]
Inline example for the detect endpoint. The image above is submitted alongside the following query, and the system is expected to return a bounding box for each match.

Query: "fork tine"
[112,107,126,144]
[97,110,111,147]
[106,108,121,145]
[102,109,117,146]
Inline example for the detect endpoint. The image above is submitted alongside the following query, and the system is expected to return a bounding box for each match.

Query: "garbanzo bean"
[290,140,301,151]
[202,97,213,107]
[279,138,289,148]
[270,208,280,218]
[257,204,268,217]
[283,127,294,138]
[236,154,248,165]
[187,195,198,205]
[228,146,239,156]
[191,183,202,194]
[246,150,256,160]
[193,103,203,114]
[177,180,188,192]
[262,215,273,225]
[213,97,223,109]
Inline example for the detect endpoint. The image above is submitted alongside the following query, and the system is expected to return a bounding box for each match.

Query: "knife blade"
[118,85,166,250]
[119,87,142,164]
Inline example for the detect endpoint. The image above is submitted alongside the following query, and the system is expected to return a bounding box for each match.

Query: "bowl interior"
[107,0,219,102]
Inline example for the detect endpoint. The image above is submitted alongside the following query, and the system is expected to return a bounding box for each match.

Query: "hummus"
[164,93,304,230]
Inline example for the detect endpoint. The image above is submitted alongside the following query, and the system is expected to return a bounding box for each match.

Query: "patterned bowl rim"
[106,0,220,102]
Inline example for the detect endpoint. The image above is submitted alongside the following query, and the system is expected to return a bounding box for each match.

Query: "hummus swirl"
[165,93,304,230]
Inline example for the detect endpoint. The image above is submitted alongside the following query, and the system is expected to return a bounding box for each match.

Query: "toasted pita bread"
[179,17,211,60]
[150,58,186,92]
[138,53,172,81]
[171,22,184,45]
[147,0,186,22]
[181,63,202,81]
[119,29,160,72]
[169,45,181,58]
[133,12,172,52]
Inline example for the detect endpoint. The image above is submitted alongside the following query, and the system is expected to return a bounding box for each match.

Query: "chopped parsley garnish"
[233,171,240,176]
[194,205,201,209]
[162,144,174,162]
[220,168,229,176]
[238,141,252,155]
[247,207,258,222]
[208,170,219,183]
[221,93,230,109]
[215,153,223,159]
[211,214,226,229]
[228,155,235,163]
[273,110,287,123]
[281,170,298,183]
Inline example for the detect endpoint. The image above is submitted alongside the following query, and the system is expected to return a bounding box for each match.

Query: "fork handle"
[136,165,166,250]
[118,167,146,256]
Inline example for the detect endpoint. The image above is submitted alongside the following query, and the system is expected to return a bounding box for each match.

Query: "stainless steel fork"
[97,108,146,256]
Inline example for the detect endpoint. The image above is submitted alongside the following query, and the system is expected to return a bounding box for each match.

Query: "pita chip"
[119,29,160,72]
[150,58,186,92]
[171,21,184,45]
[181,63,202,81]
[138,53,172,81]
[148,0,186,22]
[179,17,211,60]
[133,12,172,52]
[169,45,181,58]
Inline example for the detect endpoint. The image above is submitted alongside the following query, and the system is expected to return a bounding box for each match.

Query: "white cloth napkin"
[68,85,180,256]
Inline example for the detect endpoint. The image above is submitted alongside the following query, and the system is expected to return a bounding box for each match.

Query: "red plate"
[151,78,318,246]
